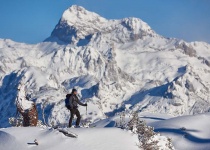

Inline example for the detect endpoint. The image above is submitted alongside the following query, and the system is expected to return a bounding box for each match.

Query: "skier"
[68,89,87,128]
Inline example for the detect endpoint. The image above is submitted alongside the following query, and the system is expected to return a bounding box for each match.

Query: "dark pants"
[69,108,81,127]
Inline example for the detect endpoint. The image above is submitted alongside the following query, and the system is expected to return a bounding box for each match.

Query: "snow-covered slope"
[1,5,210,127]
[0,127,139,150]
[149,113,210,150]
[2,112,210,150]
[89,112,210,150]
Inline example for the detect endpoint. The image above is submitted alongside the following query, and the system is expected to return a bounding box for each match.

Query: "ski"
[53,127,78,138]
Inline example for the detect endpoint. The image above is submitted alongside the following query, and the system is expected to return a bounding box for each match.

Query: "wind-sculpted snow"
[1,5,210,127]
[0,127,140,150]
[0,130,24,150]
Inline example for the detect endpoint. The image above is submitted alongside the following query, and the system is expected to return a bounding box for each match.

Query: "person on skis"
[68,89,87,128]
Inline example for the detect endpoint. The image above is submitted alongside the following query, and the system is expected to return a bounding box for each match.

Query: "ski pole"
[86,106,87,115]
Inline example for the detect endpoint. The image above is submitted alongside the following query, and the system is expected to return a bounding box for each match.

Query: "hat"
[72,89,77,93]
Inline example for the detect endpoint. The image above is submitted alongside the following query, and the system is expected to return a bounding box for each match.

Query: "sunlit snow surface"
[1,113,210,150]
[0,5,210,136]
[0,127,139,150]
[91,112,210,150]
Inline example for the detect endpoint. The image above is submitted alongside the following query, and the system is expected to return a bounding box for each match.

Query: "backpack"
[65,94,71,109]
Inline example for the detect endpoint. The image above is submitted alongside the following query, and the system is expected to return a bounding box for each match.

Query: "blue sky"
[0,0,210,44]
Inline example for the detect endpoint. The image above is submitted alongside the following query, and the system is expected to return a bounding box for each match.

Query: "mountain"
[1,5,210,127]
[47,5,155,44]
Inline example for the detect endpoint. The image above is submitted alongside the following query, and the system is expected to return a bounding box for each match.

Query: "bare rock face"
[50,5,107,45]
[198,56,210,67]
[17,103,38,127]
[51,21,77,44]
[176,42,197,57]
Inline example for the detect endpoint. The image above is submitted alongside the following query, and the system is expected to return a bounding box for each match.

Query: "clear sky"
[0,0,210,44]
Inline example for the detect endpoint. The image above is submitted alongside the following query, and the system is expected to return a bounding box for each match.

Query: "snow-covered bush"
[36,120,47,127]
[116,111,126,128]
[9,117,23,127]
[127,112,174,150]
[9,117,45,128]
[81,118,92,128]
[120,111,126,127]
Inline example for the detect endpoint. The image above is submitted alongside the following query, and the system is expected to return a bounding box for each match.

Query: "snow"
[16,85,33,110]
[147,113,210,150]
[1,112,210,150]
[1,5,210,149]
[0,5,210,127]
[62,5,107,26]
[0,5,210,128]
[0,127,139,150]
[92,112,210,150]
[0,130,24,150]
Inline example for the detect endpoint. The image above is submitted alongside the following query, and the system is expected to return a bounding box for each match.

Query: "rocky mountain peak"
[48,5,155,44]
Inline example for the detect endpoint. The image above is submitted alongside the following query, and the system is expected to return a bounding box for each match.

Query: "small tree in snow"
[9,116,45,127]
[115,111,126,128]
[127,112,174,150]
[81,118,91,128]
[9,116,23,127]
[41,98,50,126]
[119,111,126,128]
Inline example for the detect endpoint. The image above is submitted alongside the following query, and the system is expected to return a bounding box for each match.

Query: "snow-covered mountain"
[1,5,210,127]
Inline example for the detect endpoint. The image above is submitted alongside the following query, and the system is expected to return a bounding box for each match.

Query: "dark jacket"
[69,94,86,109]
